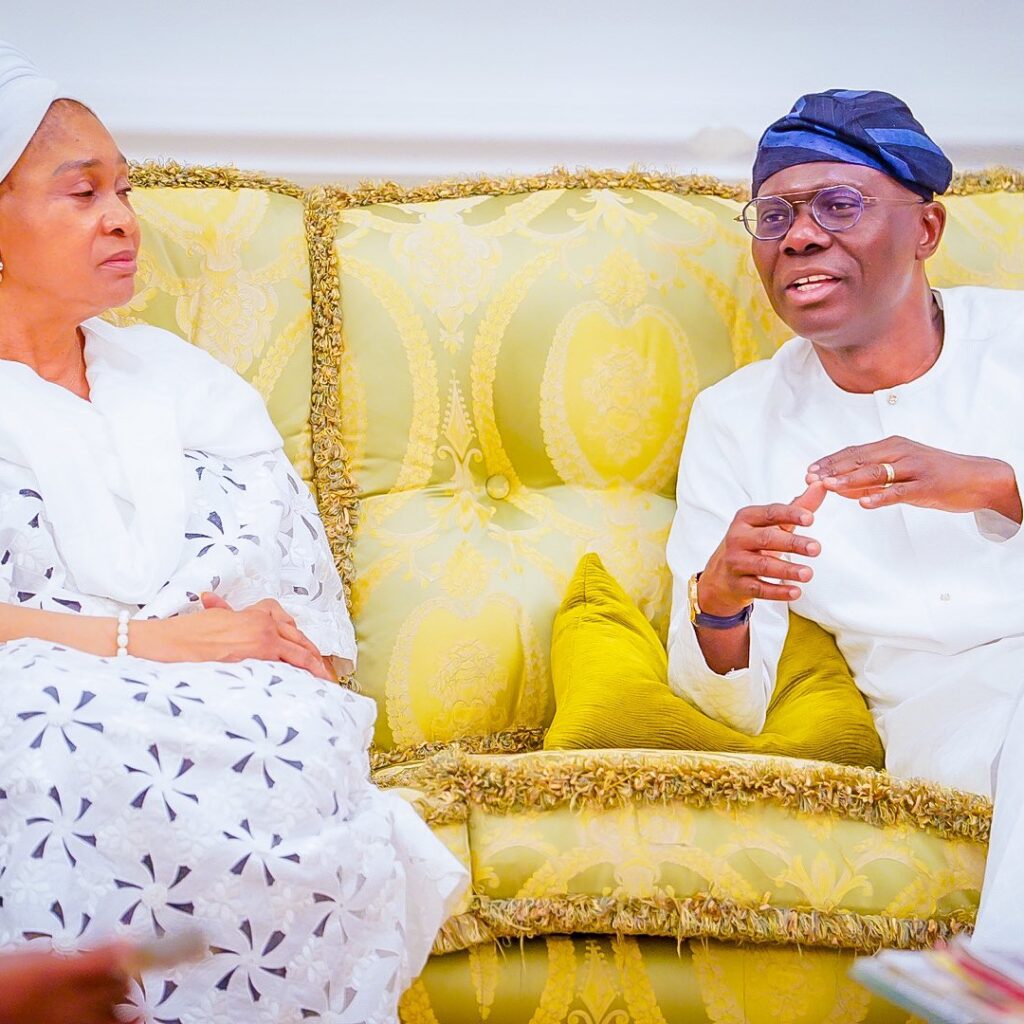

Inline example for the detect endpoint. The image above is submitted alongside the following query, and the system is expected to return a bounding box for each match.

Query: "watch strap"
[689,571,753,630]
[694,604,753,630]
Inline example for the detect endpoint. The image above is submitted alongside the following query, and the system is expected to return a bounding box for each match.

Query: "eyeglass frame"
[736,185,927,241]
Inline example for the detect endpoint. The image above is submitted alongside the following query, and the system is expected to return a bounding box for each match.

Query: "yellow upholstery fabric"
[107,168,315,481]
[400,936,914,1024]
[544,553,884,767]
[378,748,987,956]
[930,190,1024,291]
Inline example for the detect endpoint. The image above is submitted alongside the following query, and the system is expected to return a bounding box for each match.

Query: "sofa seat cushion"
[377,748,989,955]
[399,935,916,1024]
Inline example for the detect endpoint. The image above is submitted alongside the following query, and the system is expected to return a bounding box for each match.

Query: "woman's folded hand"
[131,594,335,680]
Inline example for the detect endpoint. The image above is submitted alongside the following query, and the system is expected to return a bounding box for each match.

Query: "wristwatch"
[688,572,753,629]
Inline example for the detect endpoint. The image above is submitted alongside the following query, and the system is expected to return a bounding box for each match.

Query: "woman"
[0,42,466,1024]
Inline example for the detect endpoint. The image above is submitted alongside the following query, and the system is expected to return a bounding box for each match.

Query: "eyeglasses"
[737,185,925,240]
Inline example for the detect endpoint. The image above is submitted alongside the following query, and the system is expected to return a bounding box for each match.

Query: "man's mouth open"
[786,274,841,300]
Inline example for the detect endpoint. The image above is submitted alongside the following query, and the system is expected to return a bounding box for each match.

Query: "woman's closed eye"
[69,185,132,201]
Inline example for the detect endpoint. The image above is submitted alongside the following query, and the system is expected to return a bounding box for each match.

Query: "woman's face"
[0,102,140,322]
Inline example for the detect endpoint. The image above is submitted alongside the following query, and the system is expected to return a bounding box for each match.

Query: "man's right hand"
[698,482,827,617]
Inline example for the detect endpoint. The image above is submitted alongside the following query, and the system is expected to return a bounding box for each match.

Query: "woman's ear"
[918,200,947,261]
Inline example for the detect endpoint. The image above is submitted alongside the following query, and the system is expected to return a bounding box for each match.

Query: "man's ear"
[917,200,946,261]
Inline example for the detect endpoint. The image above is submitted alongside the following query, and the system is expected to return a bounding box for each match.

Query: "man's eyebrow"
[52,154,129,176]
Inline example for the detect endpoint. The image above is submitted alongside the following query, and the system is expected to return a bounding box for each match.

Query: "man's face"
[750,162,934,347]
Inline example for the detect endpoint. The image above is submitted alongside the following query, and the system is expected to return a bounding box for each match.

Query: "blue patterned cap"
[752,89,952,200]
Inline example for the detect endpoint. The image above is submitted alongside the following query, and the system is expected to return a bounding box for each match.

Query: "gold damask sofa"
[114,163,1024,1023]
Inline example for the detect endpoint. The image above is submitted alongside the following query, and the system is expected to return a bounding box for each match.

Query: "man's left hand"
[806,436,1023,523]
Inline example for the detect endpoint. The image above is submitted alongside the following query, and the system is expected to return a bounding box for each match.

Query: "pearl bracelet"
[116,610,130,658]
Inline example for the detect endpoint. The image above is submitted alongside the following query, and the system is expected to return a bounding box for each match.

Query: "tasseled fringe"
[378,749,992,842]
[946,167,1024,195]
[129,161,304,199]
[326,167,747,207]
[370,729,546,773]
[305,187,361,605]
[318,164,1024,211]
[431,894,975,956]
[128,162,1024,213]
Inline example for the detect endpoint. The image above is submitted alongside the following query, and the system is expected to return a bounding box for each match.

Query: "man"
[665,89,1024,951]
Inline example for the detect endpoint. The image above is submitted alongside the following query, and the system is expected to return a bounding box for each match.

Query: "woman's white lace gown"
[0,448,468,1024]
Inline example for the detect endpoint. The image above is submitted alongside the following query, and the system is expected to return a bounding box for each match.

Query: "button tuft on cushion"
[485,474,511,500]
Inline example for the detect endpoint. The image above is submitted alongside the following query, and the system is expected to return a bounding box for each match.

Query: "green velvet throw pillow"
[544,554,884,768]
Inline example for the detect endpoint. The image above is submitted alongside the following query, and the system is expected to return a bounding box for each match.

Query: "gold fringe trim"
[947,166,1024,196]
[370,728,546,773]
[382,749,991,843]
[128,160,303,198]
[305,186,360,600]
[325,166,748,208]
[379,782,467,828]
[321,164,1023,210]
[129,161,1023,208]
[432,895,974,956]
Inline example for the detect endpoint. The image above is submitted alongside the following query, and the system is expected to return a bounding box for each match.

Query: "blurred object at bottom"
[852,937,1024,1024]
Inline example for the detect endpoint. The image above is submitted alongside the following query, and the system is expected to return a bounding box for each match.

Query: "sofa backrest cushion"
[318,180,787,753]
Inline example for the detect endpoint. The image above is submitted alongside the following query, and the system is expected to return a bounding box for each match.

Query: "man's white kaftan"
[666,286,1024,949]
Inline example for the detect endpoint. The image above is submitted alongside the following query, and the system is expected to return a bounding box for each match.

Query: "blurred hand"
[0,944,136,1024]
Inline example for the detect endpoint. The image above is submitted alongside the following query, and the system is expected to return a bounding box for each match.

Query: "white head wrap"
[0,40,58,183]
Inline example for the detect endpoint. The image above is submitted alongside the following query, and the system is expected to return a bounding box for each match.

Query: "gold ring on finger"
[881,462,896,488]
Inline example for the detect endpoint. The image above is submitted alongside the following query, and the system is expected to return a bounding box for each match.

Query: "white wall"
[5,0,1023,185]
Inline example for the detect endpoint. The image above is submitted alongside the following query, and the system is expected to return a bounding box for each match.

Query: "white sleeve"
[974,459,1024,544]
[665,394,788,735]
